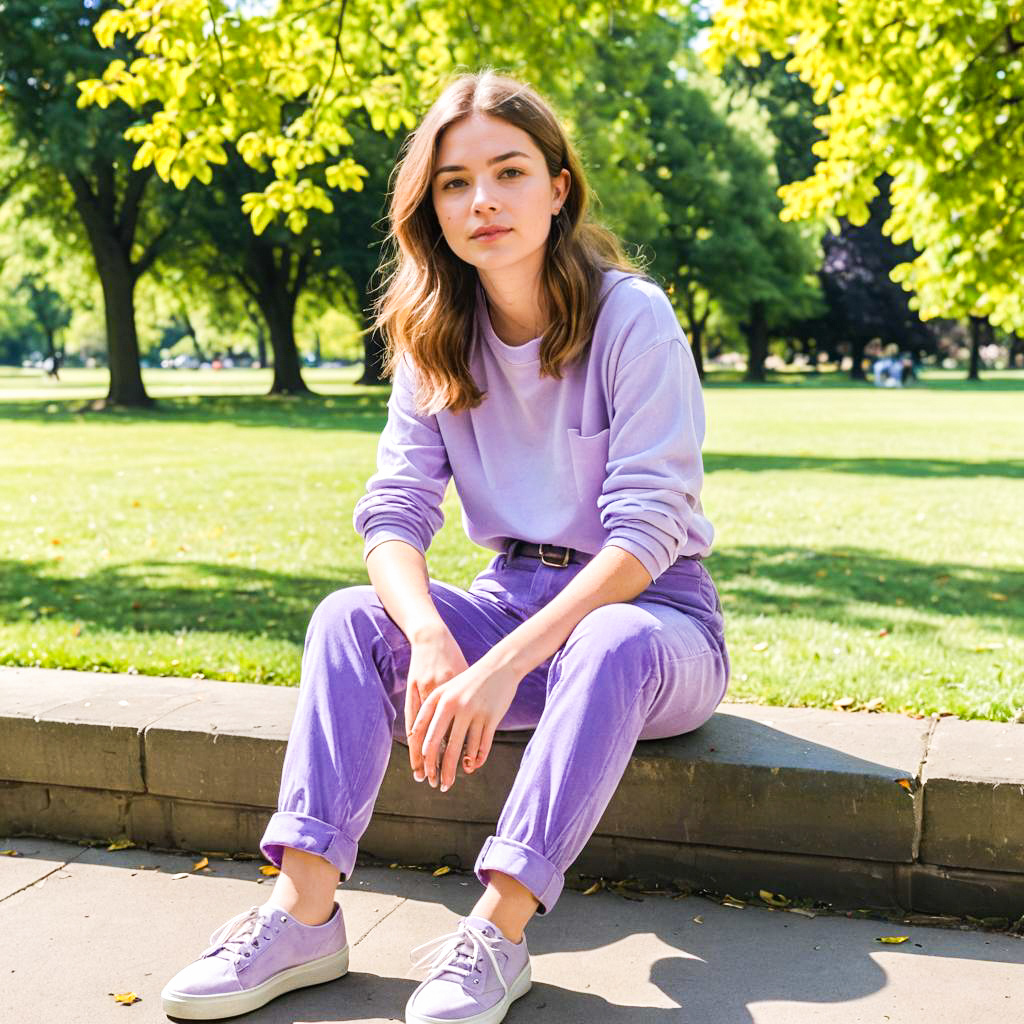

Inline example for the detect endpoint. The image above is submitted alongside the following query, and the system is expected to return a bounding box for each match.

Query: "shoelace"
[408,920,506,995]
[201,905,281,961]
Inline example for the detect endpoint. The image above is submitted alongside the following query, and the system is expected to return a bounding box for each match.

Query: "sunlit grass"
[2,366,1022,720]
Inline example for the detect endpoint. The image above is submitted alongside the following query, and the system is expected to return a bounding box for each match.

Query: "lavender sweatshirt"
[352,269,714,583]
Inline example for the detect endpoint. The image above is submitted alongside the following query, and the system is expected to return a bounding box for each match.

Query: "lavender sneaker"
[405,915,531,1024]
[160,901,348,1020]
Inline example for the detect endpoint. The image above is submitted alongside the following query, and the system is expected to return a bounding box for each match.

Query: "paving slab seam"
[134,696,208,792]
[350,895,410,949]
[0,840,91,905]
[911,716,940,861]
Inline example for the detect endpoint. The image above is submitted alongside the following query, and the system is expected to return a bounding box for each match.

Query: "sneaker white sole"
[405,961,532,1024]
[161,944,349,1021]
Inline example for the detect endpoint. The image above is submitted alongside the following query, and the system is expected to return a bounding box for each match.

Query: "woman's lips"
[472,228,511,241]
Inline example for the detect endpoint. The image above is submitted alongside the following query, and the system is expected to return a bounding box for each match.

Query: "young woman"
[161,69,730,1024]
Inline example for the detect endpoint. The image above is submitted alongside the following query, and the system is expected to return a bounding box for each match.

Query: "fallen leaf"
[111,992,141,1005]
[432,866,451,877]
[896,778,914,793]
[107,839,136,851]
[786,907,817,918]
[759,890,791,907]
[389,863,399,869]
[582,882,603,895]
[171,872,190,880]
[864,697,885,712]
[815,569,827,578]
[877,628,889,637]
[259,865,280,876]
[193,857,209,871]
[692,915,704,924]
[0,849,20,856]
[834,697,855,709]
[752,641,770,652]
[988,592,1009,602]
[721,895,745,908]
[877,935,910,944]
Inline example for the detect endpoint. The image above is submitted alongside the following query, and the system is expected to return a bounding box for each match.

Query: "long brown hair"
[370,69,649,415]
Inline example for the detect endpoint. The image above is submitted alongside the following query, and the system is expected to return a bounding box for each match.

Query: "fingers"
[405,684,423,778]
[439,712,471,792]
[462,718,483,775]
[409,688,443,782]
[420,694,454,788]
[476,723,496,771]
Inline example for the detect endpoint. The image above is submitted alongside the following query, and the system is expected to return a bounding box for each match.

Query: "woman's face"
[431,112,569,274]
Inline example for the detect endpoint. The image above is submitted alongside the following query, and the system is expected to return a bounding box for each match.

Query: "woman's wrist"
[406,617,450,645]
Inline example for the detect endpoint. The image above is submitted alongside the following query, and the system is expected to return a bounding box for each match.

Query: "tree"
[17,275,72,375]
[79,1,688,233]
[0,1,190,406]
[706,1,1024,334]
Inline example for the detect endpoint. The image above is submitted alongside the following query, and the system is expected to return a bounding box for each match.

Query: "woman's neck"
[479,269,547,346]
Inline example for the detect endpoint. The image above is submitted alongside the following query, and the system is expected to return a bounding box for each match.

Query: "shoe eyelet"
[244,953,250,958]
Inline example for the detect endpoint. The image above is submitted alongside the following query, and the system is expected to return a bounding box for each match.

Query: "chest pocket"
[567,427,610,510]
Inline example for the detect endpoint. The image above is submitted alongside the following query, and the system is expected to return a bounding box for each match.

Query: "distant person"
[42,352,61,381]
[160,70,730,1024]
[873,342,903,387]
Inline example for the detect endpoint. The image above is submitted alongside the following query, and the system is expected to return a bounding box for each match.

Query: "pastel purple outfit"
[259,269,730,914]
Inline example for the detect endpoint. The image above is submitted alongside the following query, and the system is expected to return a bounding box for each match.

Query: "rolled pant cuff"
[474,835,563,915]
[259,811,357,880]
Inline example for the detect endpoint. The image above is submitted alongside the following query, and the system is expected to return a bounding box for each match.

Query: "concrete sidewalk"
[2,836,1021,1024]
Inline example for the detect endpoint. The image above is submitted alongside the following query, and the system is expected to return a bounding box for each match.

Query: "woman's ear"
[553,169,571,213]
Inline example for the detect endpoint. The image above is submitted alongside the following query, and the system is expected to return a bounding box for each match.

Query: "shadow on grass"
[704,452,1024,479]
[2,546,1021,647]
[0,559,367,644]
[0,390,391,431]
[702,545,1023,633]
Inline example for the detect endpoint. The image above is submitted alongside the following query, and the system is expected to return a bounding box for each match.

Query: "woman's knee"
[307,584,381,636]
[564,603,662,668]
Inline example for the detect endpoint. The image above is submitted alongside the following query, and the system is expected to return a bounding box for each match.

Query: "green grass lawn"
[2,365,1022,721]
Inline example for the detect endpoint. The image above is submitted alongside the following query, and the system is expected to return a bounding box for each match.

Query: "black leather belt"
[504,539,588,568]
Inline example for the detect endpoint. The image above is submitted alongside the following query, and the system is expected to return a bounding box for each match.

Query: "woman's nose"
[472,184,498,212]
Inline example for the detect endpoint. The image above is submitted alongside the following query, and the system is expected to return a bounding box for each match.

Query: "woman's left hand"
[408,654,522,792]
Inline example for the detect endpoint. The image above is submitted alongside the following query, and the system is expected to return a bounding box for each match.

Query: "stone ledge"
[2,666,1022,918]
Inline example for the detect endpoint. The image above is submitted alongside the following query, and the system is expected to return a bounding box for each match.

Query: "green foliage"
[705,1,1024,331]
[78,0,686,234]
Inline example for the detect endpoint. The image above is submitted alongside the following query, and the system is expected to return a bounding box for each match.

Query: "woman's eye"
[441,168,523,190]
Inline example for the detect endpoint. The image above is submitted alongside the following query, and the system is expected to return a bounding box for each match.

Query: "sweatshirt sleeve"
[597,333,707,583]
[352,353,452,560]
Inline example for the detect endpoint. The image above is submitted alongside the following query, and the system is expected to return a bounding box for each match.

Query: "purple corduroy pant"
[259,546,730,914]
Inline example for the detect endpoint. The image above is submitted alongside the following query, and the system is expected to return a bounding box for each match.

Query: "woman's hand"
[408,654,522,792]
[404,624,470,782]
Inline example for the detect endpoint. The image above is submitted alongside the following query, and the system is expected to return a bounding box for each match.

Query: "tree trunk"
[744,300,768,382]
[1008,331,1023,369]
[97,250,150,406]
[683,287,707,381]
[256,287,310,395]
[66,167,154,408]
[181,311,206,363]
[849,336,867,380]
[356,322,388,385]
[256,323,268,368]
[968,316,983,381]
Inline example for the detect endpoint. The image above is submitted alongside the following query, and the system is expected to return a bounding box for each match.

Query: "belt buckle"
[539,544,570,568]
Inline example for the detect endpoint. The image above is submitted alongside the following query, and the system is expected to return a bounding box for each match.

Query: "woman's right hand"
[404,623,470,781]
